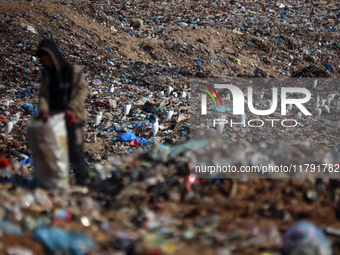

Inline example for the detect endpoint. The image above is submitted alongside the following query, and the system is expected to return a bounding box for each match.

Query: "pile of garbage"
[1,139,340,254]
[0,0,340,254]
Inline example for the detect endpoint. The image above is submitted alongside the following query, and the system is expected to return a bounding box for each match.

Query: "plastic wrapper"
[34,227,96,255]
[284,220,332,255]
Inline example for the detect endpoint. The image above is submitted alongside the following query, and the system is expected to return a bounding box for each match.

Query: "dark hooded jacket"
[37,39,88,122]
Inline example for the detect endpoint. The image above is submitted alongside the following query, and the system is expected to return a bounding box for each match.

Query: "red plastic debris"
[0,157,11,168]
[0,115,6,122]
[130,139,139,148]
[185,174,198,192]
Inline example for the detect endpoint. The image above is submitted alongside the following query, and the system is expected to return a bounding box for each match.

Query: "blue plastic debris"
[130,121,152,128]
[164,76,174,82]
[118,131,136,143]
[111,169,121,176]
[0,220,23,236]
[19,157,34,165]
[284,220,332,255]
[194,220,206,227]
[23,103,39,115]
[30,81,37,86]
[325,63,335,74]
[136,136,157,144]
[115,126,121,131]
[197,60,203,69]
[24,88,32,98]
[124,78,135,84]
[211,105,233,112]
[117,131,157,144]
[34,227,96,255]
[215,178,221,184]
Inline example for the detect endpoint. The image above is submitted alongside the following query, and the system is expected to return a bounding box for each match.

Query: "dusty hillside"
[1,0,339,85]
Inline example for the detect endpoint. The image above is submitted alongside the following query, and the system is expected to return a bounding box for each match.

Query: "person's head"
[37,39,67,71]
[37,51,56,69]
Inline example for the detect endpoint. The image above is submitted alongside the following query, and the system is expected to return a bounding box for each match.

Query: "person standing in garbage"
[37,39,95,186]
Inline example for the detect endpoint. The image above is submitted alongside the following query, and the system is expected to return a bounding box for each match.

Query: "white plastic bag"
[27,113,69,189]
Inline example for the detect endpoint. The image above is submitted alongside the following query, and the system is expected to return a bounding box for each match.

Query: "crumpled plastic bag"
[130,121,152,128]
[284,220,332,255]
[149,140,206,162]
[34,227,96,255]
[118,131,157,144]
[23,103,39,115]
[118,131,137,143]
[0,220,23,236]
[91,79,102,85]
[27,113,69,189]
[24,88,33,98]
[19,157,34,165]
[325,63,335,74]
[136,136,157,144]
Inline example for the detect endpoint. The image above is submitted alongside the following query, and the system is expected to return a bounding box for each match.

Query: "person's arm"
[67,66,88,119]
[38,72,50,114]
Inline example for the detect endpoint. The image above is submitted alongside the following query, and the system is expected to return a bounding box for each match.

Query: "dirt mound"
[1,0,339,83]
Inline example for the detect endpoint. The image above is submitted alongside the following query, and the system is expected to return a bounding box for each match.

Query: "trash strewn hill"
[0,0,340,254]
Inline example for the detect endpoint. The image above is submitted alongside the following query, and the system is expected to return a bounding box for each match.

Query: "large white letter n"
[214,84,244,115]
